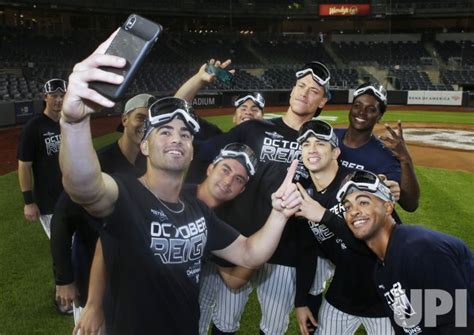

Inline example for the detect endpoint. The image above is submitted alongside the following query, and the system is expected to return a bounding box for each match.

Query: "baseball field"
[0,107,473,334]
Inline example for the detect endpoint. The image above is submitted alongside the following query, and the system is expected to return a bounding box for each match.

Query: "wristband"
[22,191,34,205]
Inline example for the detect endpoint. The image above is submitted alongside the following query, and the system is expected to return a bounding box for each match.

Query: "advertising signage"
[319,4,371,16]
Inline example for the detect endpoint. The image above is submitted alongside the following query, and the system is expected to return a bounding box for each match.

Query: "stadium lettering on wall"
[192,94,221,108]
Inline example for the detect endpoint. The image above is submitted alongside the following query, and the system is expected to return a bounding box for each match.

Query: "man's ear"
[318,96,328,109]
[140,140,149,156]
[383,201,394,216]
[122,114,128,127]
[332,147,341,160]
[206,163,215,177]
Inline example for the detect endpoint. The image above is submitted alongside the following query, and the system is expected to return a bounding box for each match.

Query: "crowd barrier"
[0,90,470,127]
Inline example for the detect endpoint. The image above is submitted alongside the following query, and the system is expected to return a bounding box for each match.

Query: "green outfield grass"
[0,110,472,334]
[205,109,474,131]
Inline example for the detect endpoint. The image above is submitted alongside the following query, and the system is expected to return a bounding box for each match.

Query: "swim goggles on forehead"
[234,93,265,109]
[144,97,200,138]
[353,84,387,103]
[43,79,67,94]
[336,170,395,203]
[295,62,331,87]
[296,120,338,147]
[213,143,258,176]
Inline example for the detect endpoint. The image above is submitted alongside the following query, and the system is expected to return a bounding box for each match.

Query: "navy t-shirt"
[375,224,474,334]
[335,128,401,183]
[100,174,240,334]
[295,167,388,317]
[17,113,63,214]
[97,141,146,177]
[186,117,224,184]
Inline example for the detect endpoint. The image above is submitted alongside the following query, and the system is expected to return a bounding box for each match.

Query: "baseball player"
[193,61,331,335]
[335,83,420,212]
[293,120,398,335]
[17,78,66,238]
[336,172,474,334]
[175,59,265,183]
[51,93,152,322]
[59,34,302,335]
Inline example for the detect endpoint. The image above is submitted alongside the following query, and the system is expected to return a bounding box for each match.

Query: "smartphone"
[90,14,162,101]
[206,63,234,84]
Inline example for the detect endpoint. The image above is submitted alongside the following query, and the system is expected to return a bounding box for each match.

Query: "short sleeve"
[203,206,240,252]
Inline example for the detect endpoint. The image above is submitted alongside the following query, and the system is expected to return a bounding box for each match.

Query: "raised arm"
[213,160,302,268]
[60,32,122,218]
[174,59,233,103]
[380,121,420,212]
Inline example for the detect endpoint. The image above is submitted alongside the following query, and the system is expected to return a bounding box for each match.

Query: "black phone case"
[90,14,162,101]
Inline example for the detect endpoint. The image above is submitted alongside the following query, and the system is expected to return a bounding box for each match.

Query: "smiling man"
[335,83,420,212]
[292,120,397,335]
[59,33,302,335]
[337,171,473,335]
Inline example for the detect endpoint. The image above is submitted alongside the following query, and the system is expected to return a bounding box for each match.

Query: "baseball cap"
[213,143,258,177]
[336,170,395,203]
[353,83,387,113]
[297,120,338,148]
[43,79,67,94]
[117,93,156,132]
[234,92,265,110]
[143,97,200,139]
[295,62,332,100]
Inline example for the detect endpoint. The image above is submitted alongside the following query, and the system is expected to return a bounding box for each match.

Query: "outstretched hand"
[62,30,125,123]
[271,160,302,218]
[295,183,326,223]
[197,58,235,83]
[379,120,411,163]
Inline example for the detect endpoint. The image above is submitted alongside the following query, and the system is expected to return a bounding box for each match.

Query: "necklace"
[141,177,185,214]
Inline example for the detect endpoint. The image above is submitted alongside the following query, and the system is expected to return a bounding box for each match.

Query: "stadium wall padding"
[2,90,470,126]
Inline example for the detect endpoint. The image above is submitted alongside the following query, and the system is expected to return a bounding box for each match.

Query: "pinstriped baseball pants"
[208,263,296,335]
[317,299,395,335]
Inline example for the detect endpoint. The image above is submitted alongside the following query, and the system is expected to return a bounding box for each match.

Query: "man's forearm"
[398,159,420,212]
[174,74,205,103]
[59,117,103,205]
[18,161,33,192]
[86,239,107,308]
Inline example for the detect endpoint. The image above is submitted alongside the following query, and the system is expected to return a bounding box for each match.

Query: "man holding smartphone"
[175,59,266,184]
[60,32,302,335]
